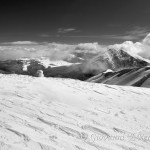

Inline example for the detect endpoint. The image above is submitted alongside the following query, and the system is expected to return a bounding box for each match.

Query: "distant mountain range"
[0,47,150,87]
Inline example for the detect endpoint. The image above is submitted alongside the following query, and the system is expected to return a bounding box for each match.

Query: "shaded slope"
[87,66,150,87]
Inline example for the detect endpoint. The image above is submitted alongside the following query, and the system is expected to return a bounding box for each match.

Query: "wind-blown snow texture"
[0,74,150,150]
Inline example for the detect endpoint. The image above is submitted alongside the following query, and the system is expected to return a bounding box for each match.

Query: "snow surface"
[36,59,74,68]
[103,69,114,74]
[0,74,150,150]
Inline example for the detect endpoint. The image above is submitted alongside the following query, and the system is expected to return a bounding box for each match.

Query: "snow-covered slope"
[0,74,150,150]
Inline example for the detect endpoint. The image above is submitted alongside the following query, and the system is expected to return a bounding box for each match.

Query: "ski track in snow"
[0,74,150,150]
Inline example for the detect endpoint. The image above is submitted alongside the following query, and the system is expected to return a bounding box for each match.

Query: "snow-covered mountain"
[83,48,149,75]
[0,74,150,150]
[0,49,149,84]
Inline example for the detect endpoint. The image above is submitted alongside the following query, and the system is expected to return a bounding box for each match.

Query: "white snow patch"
[0,74,150,150]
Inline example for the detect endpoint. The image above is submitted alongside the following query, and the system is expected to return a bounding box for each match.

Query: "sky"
[0,0,150,44]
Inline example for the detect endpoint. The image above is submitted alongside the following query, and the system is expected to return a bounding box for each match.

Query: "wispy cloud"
[102,35,138,40]
[125,26,150,39]
[1,41,38,45]
[61,34,140,40]
[56,26,149,41]
[107,23,122,27]
[105,26,150,41]
[39,34,52,38]
[62,35,102,38]
[57,28,80,34]
[39,26,150,43]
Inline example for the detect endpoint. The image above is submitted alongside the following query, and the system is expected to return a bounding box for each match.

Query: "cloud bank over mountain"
[0,42,105,61]
[0,33,150,61]
[109,33,150,59]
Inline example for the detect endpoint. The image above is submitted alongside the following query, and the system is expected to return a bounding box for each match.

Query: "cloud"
[63,27,149,40]
[74,42,105,54]
[108,33,150,60]
[0,33,150,62]
[143,33,150,45]
[0,41,105,61]
[62,35,103,38]
[57,28,80,34]
[60,27,149,41]
[126,26,149,38]
[39,34,52,38]
[0,42,75,61]
[2,41,38,45]
[107,23,122,27]
[103,26,150,41]
[103,35,139,40]
[138,33,150,59]
[108,41,142,55]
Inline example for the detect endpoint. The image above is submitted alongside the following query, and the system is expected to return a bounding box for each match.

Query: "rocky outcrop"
[87,66,150,87]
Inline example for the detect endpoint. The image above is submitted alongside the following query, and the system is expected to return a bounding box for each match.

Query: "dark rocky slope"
[87,66,150,88]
